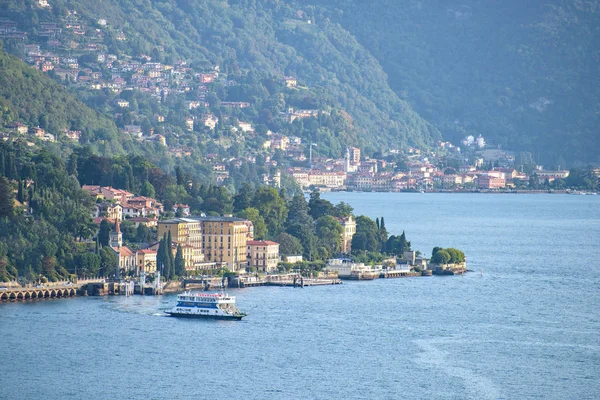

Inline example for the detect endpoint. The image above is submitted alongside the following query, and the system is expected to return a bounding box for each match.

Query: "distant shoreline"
[319,189,598,195]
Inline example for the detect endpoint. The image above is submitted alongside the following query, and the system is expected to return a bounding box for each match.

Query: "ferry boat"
[166,291,246,320]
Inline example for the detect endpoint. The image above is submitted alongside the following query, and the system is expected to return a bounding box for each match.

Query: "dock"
[229,274,342,288]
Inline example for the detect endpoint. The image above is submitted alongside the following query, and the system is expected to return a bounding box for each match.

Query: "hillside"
[0,0,440,156]
[0,47,126,155]
[312,0,600,165]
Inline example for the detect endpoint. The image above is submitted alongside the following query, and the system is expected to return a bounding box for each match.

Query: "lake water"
[1,193,599,399]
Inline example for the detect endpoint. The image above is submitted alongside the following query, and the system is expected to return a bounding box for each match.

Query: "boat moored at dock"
[166,291,246,320]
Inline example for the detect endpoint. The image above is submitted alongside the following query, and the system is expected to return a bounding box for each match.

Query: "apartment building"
[201,216,253,272]
[247,240,280,273]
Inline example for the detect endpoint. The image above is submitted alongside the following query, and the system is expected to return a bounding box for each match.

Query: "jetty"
[229,274,342,288]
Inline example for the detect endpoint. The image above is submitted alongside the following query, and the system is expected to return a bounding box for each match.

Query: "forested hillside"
[1,0,440,155]
[0,48,126,155]
[1,0,597,165]
[313,0,600,165]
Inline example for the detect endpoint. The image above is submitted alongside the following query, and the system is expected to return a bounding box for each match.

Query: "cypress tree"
[158,234,168,277]
[17,180,23,203]
[0,151,5,176]
[7,154,17,180]
[67,154,78,177]
[0,176,14,218]
[166,231,174,279]
[174,244,185,277]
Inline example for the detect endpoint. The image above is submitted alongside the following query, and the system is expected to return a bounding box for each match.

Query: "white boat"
[166,291,246,320]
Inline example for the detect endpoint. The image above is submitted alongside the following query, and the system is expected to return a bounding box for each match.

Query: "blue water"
[1,193,599,399]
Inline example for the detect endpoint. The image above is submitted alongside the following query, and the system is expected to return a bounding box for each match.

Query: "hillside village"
[0,6,589,194]
[78,184,357,279]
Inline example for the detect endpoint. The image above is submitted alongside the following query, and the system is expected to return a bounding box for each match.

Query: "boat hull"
[166,311,246,320]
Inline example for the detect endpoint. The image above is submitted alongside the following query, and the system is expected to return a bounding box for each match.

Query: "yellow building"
[247,240,280,273]
[158,216,253,272]
[157,218,204,268]
[136,249,157,274]
[201,216,253,272]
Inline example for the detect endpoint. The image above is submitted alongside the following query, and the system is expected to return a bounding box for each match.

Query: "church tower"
[110,219,123,248]
[344,147,351,173]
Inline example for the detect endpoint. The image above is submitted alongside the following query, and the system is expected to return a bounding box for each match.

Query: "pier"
[229,274,342,288]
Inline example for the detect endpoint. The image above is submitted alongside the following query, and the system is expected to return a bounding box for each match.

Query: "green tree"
[250,187,288,237]
[140,181,156,198]
[98,219,111,247]
[238,207,267,240]
[315,215,343,258]
[431,249,451,265]
[351,216,380,253]
[67,153,78,177]
[377,216,388,252]
[100,247,118,277]
[0,177,14,218]
[274,232,303,255]
[174,244,186,277]
[446,248,465,264]
[41,256,59,282]
[308,190,334,220]
[332,201,354,218]
[233,183,254,213]
[166,231,175,279]
[136,224,152,243]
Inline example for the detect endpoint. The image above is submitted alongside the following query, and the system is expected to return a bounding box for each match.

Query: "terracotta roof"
[111,246,135,257]
[136,249,157,255]
[247,240,279,246]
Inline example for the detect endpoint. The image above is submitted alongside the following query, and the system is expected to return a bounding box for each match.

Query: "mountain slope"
[1,0,440,154]
[0,48,126,154]
[311,0,600,165]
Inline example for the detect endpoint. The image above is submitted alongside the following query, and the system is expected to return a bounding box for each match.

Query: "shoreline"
[322,189,598,195]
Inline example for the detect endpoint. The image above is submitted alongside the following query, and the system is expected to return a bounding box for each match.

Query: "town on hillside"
[1,9,597,194]
[81,185,357,278]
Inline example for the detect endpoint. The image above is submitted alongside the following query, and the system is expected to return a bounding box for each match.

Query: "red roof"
[247,240,279,246]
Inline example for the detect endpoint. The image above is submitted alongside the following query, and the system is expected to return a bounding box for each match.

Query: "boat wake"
[414,337,504,400]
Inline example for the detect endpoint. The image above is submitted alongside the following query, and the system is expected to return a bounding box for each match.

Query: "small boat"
[166,291,246,320]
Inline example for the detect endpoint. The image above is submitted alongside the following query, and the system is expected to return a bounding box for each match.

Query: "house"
[247,240,280,273]
[93,202,123,221]
[115,99,130,108]
[112,245,136,274]
[269,134,289,151]
[127,217,158,228]
[202,114,218,130]
[238,121,254,133]
[220,101,250,109]
[282,255,303,263]
[185,118,195,132]
[122,125,142,136]
[122,204,148,218]
[128,196,162,212]
[477,174,506,189]
[101,187,135,204]
[65,130,81,141]
[534,170,570,183]
[136,249,157,274]
[173,204,191,216]
[30,126,45,139]
[284,76,297,88]
[338,216,356,254]
[7,122,28,135]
